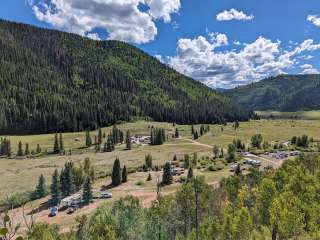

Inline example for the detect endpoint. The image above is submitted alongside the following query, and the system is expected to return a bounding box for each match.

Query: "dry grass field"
[1,119,320,196]
[2,118,320,233]
[256,110,320,120]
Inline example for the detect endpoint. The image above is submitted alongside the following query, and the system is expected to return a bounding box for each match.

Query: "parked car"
[67,207,77,214]
[244,159,261,166]
[229,164,238,172]
[100,192,112,199]
[49,207,58,217]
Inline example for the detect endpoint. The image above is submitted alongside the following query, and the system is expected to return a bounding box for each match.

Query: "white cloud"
[300,64,319,74]
[29,0,181,44]
[233,41,241,46]
[155,54,164,63]
[209,32,228,47]
[307,15,320,27]
[146,0,180,23]
[216,9,254,21]
[168,35,320,88]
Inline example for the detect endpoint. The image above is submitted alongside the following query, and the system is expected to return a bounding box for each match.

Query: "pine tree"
[173,154,177,161]
[145,154,153,169]
[122,165,128,183]
[147,173,152,181]
[59,133,64,152]
[187,167,194,181]
[50,169,61,206]
[162,162,172,185]
[98,128,102,145]
[235,164,242,175]
[175,128,179,138]
[82,176,93,205]
[36,144,41,154]
[17,141,24,156]
[35,174,46,199]
[103,142,108,152]
[106,137,114,152]
[111,158,122,186]
[25,143,30,155]
[60,162,75,197]
[84,157,90,175]
[193,131,199,140]
[200,125,204,136]
[85,129,92,147]
[53,133,59,154]
[126,130,132,150]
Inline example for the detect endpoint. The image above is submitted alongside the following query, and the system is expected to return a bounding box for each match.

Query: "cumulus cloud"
[29,0,181,43]
[168,35,320,88]
[216,9,254,21]
[209,32,228,47]
[300,64,319,74]
[307,15,320,27]
[146,0,180,23]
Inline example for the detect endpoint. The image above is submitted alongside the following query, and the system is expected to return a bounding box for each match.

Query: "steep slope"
[225,74,320,111]
[0,19,253,135]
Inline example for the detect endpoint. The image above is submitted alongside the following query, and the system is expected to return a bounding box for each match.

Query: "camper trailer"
[60,194,82,208]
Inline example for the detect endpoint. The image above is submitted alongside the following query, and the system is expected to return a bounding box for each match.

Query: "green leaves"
[0,227,8,236]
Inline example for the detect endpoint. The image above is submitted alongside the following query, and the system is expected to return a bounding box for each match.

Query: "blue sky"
[2,0,320,88]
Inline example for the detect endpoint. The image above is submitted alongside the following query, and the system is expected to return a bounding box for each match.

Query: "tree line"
[0,19,254,135]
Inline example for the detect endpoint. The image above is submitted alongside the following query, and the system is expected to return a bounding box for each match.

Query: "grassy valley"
[1,118,320,239]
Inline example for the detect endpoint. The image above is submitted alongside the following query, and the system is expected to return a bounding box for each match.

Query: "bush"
[178,176,187,183]
[208,164,224,172]
[136,181,144,186]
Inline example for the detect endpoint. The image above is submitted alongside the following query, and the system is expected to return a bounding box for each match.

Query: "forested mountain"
[0,19,253,135]
[225,74,320,111]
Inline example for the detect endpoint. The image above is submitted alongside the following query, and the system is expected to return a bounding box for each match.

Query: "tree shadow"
[100,184,115,191]
[27,201,50,215]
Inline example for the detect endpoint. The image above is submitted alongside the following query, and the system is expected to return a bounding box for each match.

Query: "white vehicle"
[60,194,82,207]
[100,192,112,199]
[244,159,261,166]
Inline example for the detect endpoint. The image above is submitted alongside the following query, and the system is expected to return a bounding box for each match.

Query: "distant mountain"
[0,19,253,135]
[224,74,320,111]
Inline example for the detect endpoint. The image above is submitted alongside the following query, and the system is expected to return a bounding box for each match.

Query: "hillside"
[0,19,253,135]
[225,74,320,111]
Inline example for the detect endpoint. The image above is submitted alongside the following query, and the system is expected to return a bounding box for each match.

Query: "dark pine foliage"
[111,158,122,186]
[122,165,128,183]
[162,162,173,185]
[0,19,253,135]
[150,128,166,145]
[0,138,11,156]
[225,74,320,111]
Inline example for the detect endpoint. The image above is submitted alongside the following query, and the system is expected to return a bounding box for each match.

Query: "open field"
[1,119,320,196]
[1,118,320,234]
[197,119,320,147]
[256,110,320,120]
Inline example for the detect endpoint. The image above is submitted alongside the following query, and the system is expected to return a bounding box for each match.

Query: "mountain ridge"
[0,19,253,135]
[224,74,320,111]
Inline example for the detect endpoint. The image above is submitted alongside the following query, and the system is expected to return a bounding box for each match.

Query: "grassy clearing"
[196,119,320,148]
[1,119,320,197]
[256,110,320,120]
[1,121,175,153]
[3,118,320,234]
